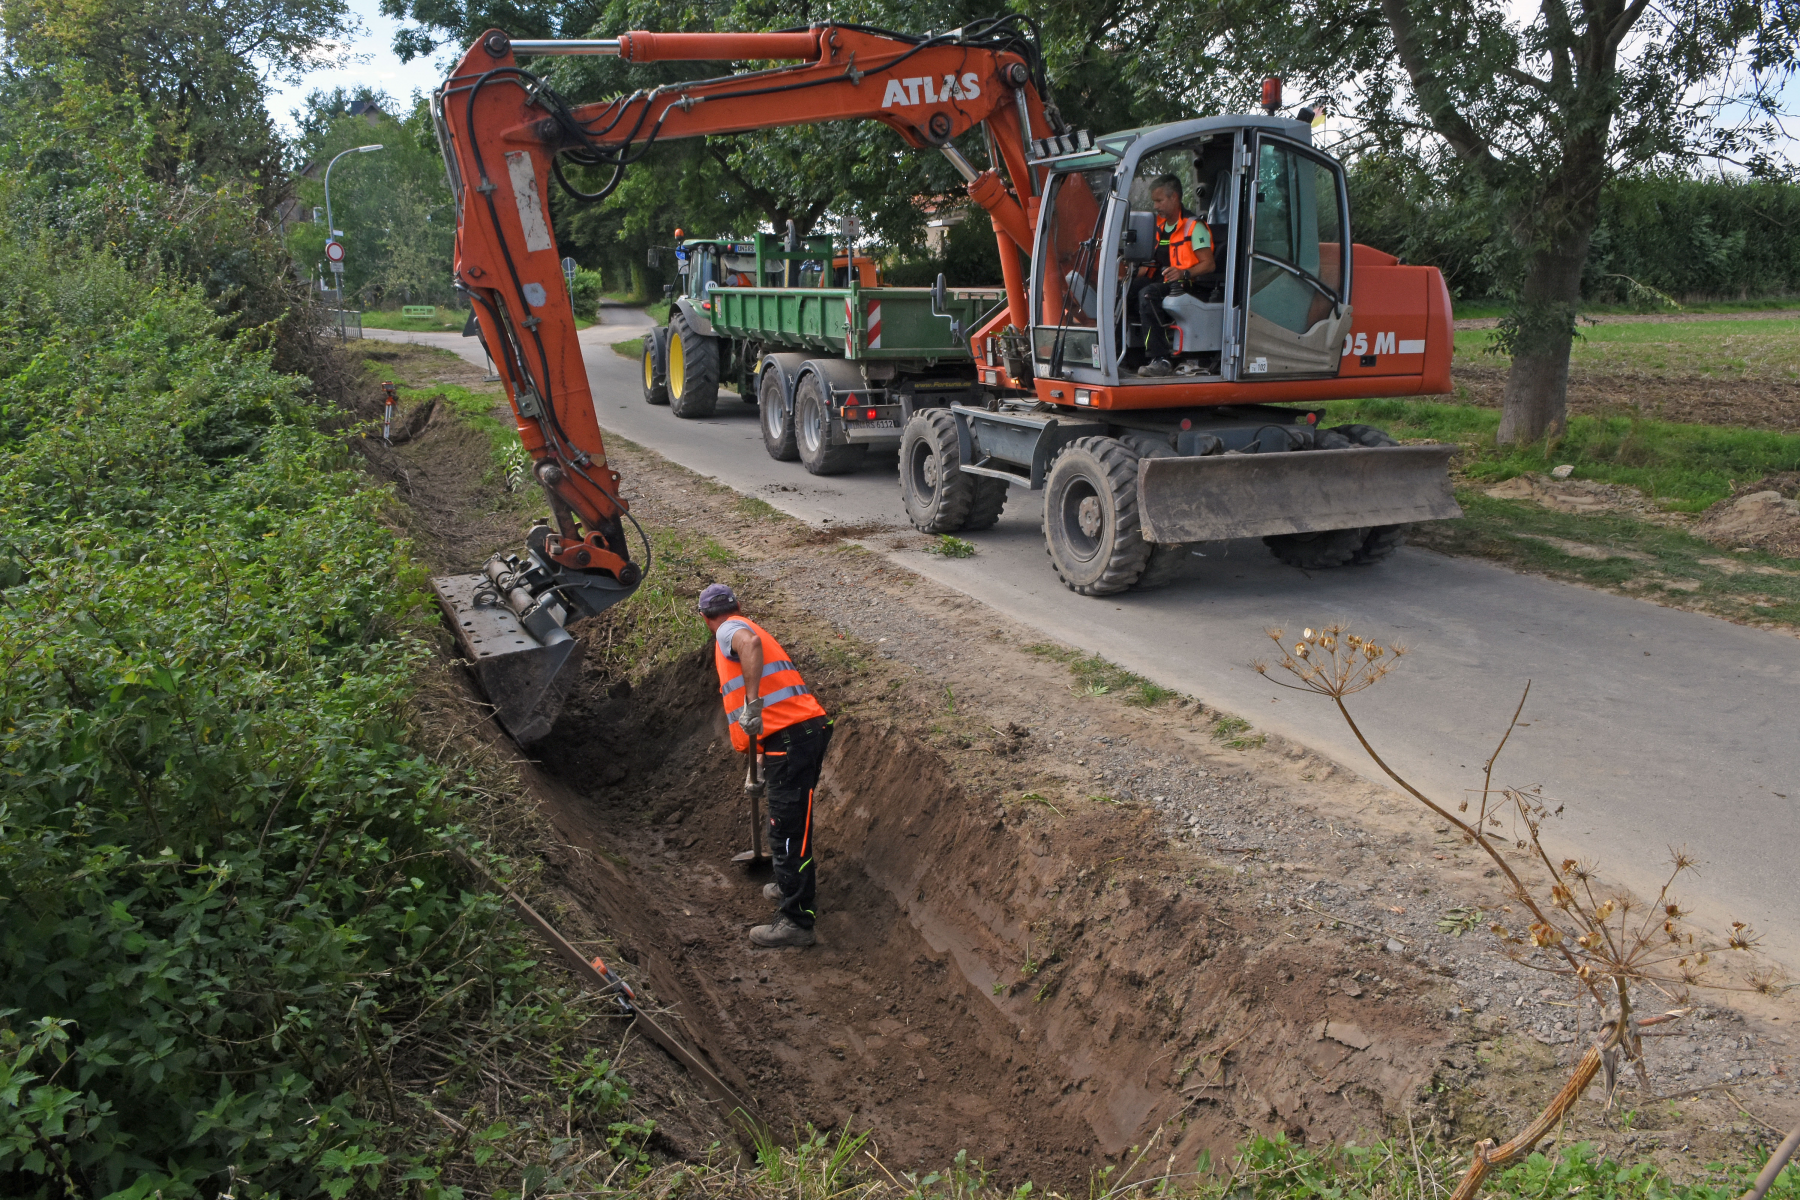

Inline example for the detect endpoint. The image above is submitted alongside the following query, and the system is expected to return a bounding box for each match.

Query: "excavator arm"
[429,20,1062,742]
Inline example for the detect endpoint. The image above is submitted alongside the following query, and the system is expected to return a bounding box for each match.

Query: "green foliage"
[286,92,456,308]
[929,534,977,558]
[0,244,629,1197]
[1351,164,1800,305]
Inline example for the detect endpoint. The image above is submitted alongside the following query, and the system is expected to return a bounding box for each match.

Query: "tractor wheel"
[794,371,866,476]
[1042,437,1152,595]
[758,365,799,461]
[1263,528,1368,570]
[1351,524,1409,564]
[641,328,669,405]
[900,408,985,532]
[667,314,719,418]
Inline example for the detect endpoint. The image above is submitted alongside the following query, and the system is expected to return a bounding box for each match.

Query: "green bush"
[0,248,609,1198]
[570,266,607,314]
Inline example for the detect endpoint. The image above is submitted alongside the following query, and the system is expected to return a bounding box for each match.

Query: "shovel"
[732,751,771,870]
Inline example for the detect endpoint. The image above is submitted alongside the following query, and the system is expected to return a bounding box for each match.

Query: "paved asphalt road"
[369,319,1800,969]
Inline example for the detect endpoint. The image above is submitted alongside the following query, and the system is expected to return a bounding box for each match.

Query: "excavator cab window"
[1031,167,1110,371]
[1236,135,1354,378]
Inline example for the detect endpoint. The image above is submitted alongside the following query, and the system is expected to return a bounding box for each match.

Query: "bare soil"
[1451,362,1800,433]
[1453,310,1800,330]
[366,341,1800,1189]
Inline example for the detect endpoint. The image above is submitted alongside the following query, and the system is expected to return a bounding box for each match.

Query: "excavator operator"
[1133,175,1217,378]
[700,583,832,948]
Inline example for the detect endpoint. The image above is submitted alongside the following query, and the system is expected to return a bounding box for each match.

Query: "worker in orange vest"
[699,583,832,948]
[1133,174,1217,378]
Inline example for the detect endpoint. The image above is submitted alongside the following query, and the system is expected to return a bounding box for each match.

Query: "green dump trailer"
[640,231,1001,475]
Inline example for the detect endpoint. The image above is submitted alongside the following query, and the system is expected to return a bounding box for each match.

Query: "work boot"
[762,881,784,901]
[1139,358,1174,378]
[749,915,817,948]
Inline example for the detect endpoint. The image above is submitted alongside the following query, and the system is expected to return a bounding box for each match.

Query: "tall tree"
[3,0,359,203]
[1200,0,1800,442]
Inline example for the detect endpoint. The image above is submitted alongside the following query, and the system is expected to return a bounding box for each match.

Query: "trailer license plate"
[867,419,897,429]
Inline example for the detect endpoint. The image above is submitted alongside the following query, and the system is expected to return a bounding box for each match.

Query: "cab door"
[1233,135,1354,379]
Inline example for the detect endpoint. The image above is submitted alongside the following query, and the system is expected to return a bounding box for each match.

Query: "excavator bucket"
[1136,445,1461,544]
[431,552,638,744]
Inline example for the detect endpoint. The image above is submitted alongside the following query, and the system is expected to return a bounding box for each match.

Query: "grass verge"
[1412,490,1800,627]
[361,305,595,333]
[1323,397,1800,511]
[612,336,645,359]
[1454,315,1800,381]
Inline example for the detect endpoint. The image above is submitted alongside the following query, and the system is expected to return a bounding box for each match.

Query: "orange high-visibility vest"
[1157,214,1211,273]
[714,617,827,751]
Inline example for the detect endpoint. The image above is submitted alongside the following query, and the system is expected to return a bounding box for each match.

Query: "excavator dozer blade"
[431,571,583,745]
[1136,444,1462,544]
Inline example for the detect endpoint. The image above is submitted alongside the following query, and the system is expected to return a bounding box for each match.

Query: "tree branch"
[1378,0,1506,184]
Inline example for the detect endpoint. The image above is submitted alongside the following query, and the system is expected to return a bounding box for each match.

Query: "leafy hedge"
[1347,161,1800,304]
[0,247,619,1197]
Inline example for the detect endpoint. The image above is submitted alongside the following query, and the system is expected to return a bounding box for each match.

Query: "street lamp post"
[322,144,384,335]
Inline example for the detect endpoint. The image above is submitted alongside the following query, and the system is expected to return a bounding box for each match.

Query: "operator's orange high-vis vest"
[1158,214,1210,272]
[715,617,827,751]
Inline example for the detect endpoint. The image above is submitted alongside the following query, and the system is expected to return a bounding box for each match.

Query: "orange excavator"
[428,19,1460,742]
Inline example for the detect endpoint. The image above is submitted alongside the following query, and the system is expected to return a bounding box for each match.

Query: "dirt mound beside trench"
[525,634,1450,1188]
[1693,475,1800,558]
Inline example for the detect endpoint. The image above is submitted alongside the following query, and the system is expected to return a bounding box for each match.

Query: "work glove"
[736,698,763,739]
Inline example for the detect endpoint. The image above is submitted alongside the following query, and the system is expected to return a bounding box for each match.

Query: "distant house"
[347,99,385,126]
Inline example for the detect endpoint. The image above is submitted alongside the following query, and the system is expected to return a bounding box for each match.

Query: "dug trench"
[361,341,1799,1189]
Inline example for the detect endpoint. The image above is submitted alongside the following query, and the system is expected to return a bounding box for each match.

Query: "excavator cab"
[1030,115,1355,388]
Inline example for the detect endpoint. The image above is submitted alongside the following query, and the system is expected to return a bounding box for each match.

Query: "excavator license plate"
[1136,444,1462,544]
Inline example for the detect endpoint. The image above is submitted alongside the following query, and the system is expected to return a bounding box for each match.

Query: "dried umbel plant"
[1256,624,1788,1200]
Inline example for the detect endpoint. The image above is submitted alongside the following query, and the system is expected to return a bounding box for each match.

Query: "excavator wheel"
[667,313,720,419]
[899,408,1001,532]
[641,327,669,405]
[793,370,866,475]
[1263,527,1368,570]
[1351,524,1409,564]
[962,476,1010,531]
[1042,437,1152,595]
[757,364,799,461]
[1133,542,1197,589]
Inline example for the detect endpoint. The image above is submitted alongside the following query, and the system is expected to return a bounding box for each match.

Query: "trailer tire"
[1263,527,1368,570]
[794,371,866,475]
[900,409,984,532]
[667,314,719,418]
[1042,437,1152,595]
[641,328,669,404]
[1351,524,1409,564]
[758,364,799,461]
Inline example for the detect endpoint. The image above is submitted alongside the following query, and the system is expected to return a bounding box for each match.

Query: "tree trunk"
[1496,223,1592,445]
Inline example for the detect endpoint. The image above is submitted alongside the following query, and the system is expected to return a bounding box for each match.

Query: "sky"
[267,0,449,134]
[270,0,1796,165]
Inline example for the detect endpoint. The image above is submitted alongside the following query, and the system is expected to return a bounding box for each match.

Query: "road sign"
[325,240,345,264]
[561,256,578,291]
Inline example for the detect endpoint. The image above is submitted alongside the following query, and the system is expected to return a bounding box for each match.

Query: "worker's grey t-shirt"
[715,617,753,661]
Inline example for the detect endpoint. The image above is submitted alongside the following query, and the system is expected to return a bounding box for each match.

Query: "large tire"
[667,314,719,418]
[641,327,669,405]
[963,476,1010,531]
[1327,423,1400,448]
[794,370,866,476]
[1264,527,1368,569]
[900,408,987,532]
[1042,437,1152,595]
[758,365,799,461]
[1351,524,1409,564]
[1133,542,1196,589]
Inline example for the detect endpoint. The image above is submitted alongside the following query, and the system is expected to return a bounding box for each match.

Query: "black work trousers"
[762,718,832,928]
[1131,277,1175,359]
